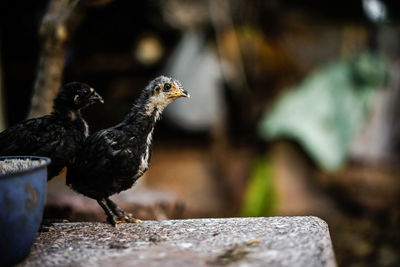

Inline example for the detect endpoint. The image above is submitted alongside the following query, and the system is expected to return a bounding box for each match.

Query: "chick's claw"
[107,214,141,227]
[115,210,141,223]
[124,216,141,223]
[114,211,141,223]
[105,198,141,223]
[107,217,121,227]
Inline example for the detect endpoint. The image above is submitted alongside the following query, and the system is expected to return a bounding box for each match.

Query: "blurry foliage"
[239,155,276,217]
[259,52,388,170]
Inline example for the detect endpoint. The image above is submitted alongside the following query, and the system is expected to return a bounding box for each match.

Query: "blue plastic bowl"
[0,156,50,266]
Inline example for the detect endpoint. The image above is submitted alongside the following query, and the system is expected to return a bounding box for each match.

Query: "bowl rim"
[0,156,51,178]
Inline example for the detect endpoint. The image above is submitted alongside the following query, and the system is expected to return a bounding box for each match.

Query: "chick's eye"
[164,83,171,91]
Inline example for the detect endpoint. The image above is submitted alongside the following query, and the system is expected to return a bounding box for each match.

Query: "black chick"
[66,76,189,226]
[0,82,104,180]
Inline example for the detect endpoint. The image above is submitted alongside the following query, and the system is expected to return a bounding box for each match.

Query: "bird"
[0,82,104,180]
[66,76,189,226]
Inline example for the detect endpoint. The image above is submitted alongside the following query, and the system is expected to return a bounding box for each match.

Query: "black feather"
[66,76,188,225]
[0,82,103,180]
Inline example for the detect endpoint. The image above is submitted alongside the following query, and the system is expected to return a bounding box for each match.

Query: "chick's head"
[146,76,189,108]
[55,82,104,110]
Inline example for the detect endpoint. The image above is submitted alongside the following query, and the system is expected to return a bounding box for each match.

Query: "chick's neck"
[53,104,83,121]
[122,94,165,138]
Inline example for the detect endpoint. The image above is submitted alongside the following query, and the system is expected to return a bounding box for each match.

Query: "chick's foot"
[106,198,141,223]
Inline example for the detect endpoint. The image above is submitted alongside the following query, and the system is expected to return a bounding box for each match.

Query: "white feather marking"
[69,111,89,137]
[83,121,89,137]
[144,93,173,118]
[137,128,154,176]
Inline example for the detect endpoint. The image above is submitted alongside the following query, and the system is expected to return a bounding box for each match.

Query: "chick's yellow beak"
[170,86,190,98]
[180,89,190,98]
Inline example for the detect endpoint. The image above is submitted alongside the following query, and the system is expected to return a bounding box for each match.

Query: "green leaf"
[240,155,277,217]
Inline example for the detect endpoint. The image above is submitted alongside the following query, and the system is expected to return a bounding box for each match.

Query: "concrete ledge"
[19,216,336,267]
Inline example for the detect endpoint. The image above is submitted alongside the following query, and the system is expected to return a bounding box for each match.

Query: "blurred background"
[1,0,400,266]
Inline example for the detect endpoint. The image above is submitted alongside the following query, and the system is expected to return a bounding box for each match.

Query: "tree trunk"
[28,0,81,118]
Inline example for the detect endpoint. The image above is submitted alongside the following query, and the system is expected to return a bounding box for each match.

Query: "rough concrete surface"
[18,216,336,267]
